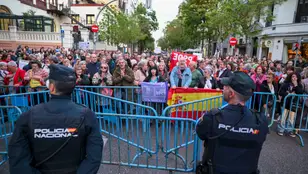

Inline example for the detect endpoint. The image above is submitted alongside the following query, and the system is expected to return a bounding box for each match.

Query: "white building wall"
[271,38,284,61]
[273,0,298,25]
[1,0,62,32]
[71,6,104,25]
[259,0,298,27]
[125,0,137,14]
[257,0,308,61]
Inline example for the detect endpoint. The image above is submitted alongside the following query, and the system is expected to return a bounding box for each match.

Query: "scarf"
[177,68,184,79]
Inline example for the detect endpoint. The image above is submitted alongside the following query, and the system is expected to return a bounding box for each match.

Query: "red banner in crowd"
[167,88,223,120]
[169,52,198,72]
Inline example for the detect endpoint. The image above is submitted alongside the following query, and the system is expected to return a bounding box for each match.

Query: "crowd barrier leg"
[0,106,22,166]
[279,94,308,147]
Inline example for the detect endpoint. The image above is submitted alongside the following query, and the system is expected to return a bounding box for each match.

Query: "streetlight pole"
[93,0,118,51]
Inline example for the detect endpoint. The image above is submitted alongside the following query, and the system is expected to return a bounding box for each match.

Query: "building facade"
[257,0,308,62]
[0,0,118,50]
[125,0,152,14]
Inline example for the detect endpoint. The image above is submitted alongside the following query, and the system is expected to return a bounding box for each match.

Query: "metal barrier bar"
[0,91,50,111]
[0,106,22,166]
[280,94,308,147]
[246,92,277,127]
[75,86,167,115]
[0,85,167,116]
[97,113,198,172]
[0,86,47,95]
[161,95,223,163]
[162,95,223,119]
[73,89,158,117]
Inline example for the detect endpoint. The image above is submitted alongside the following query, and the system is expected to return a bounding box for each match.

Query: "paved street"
[1,118,308,174]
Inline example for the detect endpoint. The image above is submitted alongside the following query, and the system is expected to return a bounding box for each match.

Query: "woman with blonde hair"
[92,62,113,96]
[75,65,90,86]
[134,60,148,86]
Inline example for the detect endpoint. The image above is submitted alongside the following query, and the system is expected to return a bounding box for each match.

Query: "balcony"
[36,0,47,10]
[16,31,61,42]
[260,23,308,37]
[19,0,34,6]
[0,26,61,49]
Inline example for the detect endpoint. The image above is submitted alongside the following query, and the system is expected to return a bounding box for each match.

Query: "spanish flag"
[167,88,223,120]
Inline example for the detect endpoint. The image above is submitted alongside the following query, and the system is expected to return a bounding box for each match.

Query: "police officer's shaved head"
[220,71,256,104]
[48,64,76,96]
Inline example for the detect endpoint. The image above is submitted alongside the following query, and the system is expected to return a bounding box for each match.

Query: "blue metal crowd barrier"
[0,86,47,94]
[162,95,224,119]
[0,106,22,166]
[75,86,167,115]
[97,113,198,172]
[73,89,158,117]
[0,91,49,112]
[0,88,305,171]
[161,95,223,163]
[279,94,308,147]
[0,85,167,115]
[0,91,50,166]
[246,92,277,127]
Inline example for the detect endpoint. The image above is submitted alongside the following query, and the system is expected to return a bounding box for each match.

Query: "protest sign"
[19,60,29,69]
[141,82,168,103]
[78,42,89,50]
[169,52,198,72]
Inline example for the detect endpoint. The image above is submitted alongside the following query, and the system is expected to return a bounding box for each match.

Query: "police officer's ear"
[48,81,56,94]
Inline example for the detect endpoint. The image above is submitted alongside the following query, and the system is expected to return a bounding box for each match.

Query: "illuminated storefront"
[287,42,308,60]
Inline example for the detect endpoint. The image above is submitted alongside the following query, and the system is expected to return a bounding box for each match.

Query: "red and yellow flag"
[167,88,223,119]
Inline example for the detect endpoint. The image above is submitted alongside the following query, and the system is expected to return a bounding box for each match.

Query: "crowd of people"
[0,46,307,136]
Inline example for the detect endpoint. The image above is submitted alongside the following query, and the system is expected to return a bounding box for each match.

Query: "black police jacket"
[196,104,269,174]
[8,95,103,174]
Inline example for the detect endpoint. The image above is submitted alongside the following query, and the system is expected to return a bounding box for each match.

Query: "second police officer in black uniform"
[9,64,103,174]
[196,71,269,174]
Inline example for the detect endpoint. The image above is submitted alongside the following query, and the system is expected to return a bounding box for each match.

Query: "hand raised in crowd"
[120,70,125,77]
[77,76,81,82]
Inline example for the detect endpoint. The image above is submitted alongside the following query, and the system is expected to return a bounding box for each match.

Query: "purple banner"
[141,82,168,103]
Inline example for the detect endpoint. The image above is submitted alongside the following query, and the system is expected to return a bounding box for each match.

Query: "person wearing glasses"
[92,63,113,96]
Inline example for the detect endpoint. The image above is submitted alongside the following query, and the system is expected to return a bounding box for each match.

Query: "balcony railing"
[0,28,60,43]
[37,0,47,10]
[17,31,60,42]
[19,0,34,6]
[0,31,10,40]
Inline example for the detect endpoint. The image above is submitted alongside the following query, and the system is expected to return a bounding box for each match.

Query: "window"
[86,14,95,25]
[71,14,80,24]
[296,0,308,23]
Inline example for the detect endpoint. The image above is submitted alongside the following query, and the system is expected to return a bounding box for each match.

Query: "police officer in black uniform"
[196,71,269,174]
[9,64,103,174]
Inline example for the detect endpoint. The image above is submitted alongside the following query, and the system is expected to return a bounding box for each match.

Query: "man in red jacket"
[5,61,25,89]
